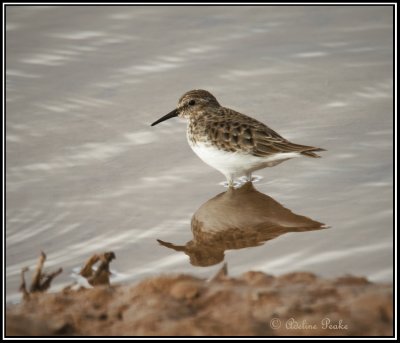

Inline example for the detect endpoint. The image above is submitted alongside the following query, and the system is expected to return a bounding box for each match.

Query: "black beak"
[151,109,179,126]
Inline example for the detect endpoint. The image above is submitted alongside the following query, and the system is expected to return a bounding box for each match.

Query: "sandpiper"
[151,89,325,187]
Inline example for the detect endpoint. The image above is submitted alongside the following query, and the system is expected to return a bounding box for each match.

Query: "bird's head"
[151,89,220,126]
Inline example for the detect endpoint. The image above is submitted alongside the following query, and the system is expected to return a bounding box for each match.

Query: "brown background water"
[6,6,393,302]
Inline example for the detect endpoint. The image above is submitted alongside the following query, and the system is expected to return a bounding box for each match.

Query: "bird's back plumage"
[188,106,324,158]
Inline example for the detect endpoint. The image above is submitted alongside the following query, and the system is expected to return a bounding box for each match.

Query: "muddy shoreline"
[6,269,393,337]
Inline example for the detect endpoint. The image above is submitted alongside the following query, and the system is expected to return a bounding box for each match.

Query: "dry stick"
[89,252,116,286]
[79,254,100,278]
[20,251,63,297]
[19,267,29,300]
[40,268,63,291]
[209,262,228,282]
[30,251,46,292]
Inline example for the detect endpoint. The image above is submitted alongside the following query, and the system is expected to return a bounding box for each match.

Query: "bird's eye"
[188,100,196,106]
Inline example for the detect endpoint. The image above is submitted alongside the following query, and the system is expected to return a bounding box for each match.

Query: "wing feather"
[203,107,325,158]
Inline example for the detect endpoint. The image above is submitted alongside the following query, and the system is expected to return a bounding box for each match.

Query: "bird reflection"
[157,182,326,267]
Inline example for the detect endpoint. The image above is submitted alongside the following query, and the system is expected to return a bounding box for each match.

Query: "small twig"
[19,267,29,300]
[30,251,46,292]
[40,268,63,291]
[19,251,63,298]
[88,252,116,286]
[79,254,100,278]
[209,262,228,282]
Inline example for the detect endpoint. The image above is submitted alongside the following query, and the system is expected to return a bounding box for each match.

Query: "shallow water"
[6,6,393,302]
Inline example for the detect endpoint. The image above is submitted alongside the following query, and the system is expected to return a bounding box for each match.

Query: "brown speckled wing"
[204,107,324,157]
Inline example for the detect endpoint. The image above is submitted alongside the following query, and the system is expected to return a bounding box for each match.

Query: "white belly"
[189,141,300,179]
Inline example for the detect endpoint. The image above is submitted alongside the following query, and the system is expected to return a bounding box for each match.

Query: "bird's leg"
[227,175,235,189]
[245,172,253,183]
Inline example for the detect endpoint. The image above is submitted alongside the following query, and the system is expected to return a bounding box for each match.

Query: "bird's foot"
[219,175,263,188]
[219,180,241,188]
[237,175,263,185]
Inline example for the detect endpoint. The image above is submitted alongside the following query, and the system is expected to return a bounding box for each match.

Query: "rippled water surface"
[6,6,393,302]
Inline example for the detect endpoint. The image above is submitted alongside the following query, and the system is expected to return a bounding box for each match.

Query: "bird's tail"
[300,147,326,158]
[281,141,326,158]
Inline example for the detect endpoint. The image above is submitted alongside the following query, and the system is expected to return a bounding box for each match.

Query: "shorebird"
[151,89,325,187]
